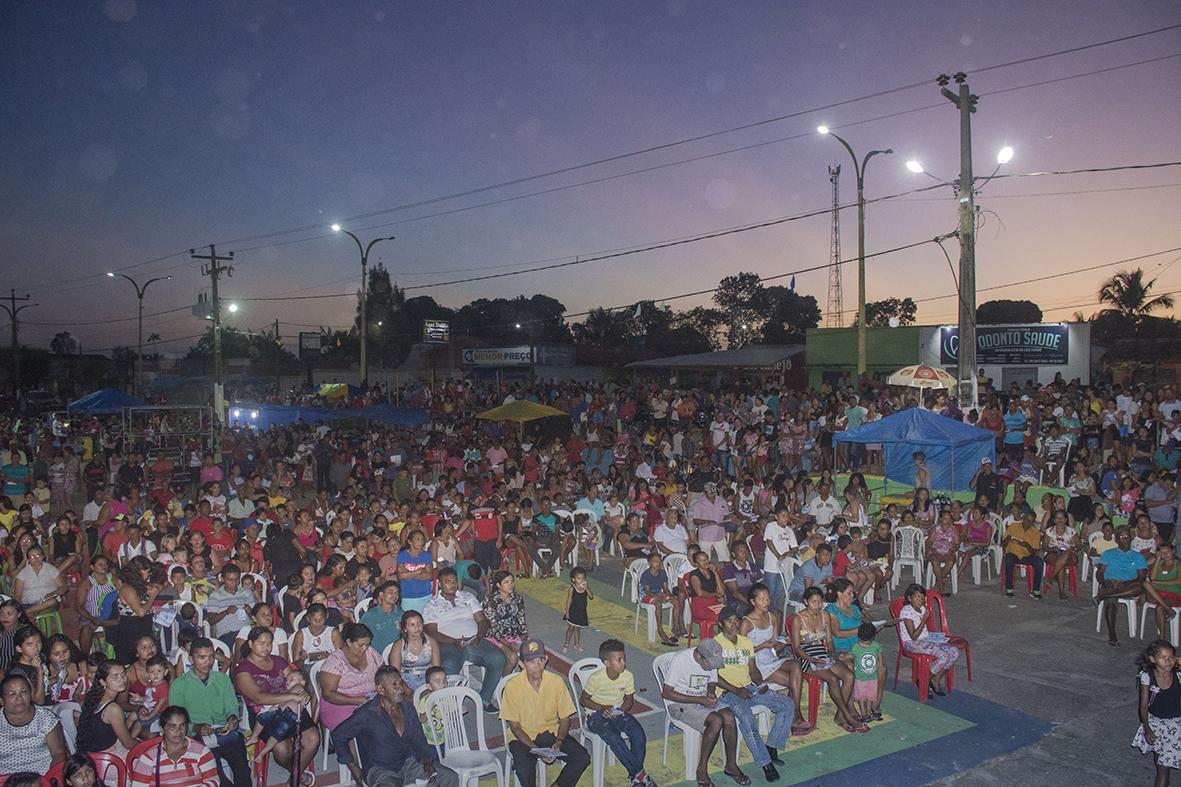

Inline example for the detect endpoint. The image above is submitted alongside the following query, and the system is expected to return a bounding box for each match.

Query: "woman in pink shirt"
[315,622,383,731]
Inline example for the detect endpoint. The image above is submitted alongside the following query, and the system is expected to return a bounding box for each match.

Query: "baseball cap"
[980,457,992,465]
[704,481,719,493]
[519,638,547,662]
[695,638,724,669]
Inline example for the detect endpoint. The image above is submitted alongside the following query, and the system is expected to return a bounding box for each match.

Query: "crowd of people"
[1,370,1180,784]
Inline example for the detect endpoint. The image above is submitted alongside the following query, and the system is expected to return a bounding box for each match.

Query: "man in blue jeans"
[577,639,655,787]
[423,567,507,712]
[713,609,794,782]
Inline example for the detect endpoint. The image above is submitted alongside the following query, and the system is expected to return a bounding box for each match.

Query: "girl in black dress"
[562,567,592,654]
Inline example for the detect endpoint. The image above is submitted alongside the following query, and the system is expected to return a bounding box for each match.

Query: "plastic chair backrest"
[567,656,605,712]
[626,558,648,602]
[927,590,953,636]
[210,638,232,662]
[663,553,689,583]
[888,598,907,649]
[778,556,801,585]
[243,572,269,601]
[74,751,126,787]
[124,735,165,778]
[381,640,397,665]
[652,651,676,706]
[308,659,325,705]
[292,609,307,631]
[424,685,488,759]
[893,526,924,561]
[355,597,374,618]
[573,507,601,524]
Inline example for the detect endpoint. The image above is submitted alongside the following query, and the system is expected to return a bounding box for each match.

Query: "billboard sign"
[940,324,1069,365]
[422,320,450,344]
[462,346,534,366]
[298,332,322,360]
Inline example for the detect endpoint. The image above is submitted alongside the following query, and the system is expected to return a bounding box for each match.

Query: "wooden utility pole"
[0,290,34,398]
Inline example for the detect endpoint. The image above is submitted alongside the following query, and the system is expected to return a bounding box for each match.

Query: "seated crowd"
[0,374,1177,783]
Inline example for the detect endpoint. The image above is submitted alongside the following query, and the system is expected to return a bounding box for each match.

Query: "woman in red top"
[205,518,234,570]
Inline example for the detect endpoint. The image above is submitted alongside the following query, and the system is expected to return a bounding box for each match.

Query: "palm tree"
[1098,269,1175,329]
[146,333,161,359]
[50,331,79,354]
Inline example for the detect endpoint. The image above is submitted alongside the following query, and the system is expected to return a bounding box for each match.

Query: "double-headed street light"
[817,126,893,377]
[331,224,395,388]
[107,271,171,394]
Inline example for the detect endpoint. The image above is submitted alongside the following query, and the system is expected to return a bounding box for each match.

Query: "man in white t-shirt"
[762,509,799,612]
[805,482,841,530]
[710,418,733,478]
[1161,389,1181,420]
[653,509,690,556]
[660,639,741,786]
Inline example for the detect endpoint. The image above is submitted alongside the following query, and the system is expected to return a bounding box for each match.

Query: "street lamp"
[817,126,893,377]
[332,224,395,388]
[107,271,171,394]
[226,303,239,313]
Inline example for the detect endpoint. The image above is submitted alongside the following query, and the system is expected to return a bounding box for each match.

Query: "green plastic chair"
[36,610,63,638]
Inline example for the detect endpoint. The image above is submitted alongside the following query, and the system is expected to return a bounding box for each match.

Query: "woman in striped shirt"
[129,705,218,786]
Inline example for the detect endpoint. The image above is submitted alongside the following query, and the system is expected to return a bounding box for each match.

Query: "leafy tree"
[571,308,635,365]
[1098,269,1175,326]
[759,286,822,343]
[453,295,572,346]
[50,332,79,355]
[857,297,917,327]
[713,272,766,348]
[976,299,1043,324]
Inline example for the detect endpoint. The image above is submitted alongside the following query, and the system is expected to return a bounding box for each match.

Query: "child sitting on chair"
[245,669,315,759]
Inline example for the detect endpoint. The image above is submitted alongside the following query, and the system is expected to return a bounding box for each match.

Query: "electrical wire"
[20,24,1181,294]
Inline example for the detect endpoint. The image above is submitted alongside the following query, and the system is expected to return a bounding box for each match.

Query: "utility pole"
[0,290,34,400]
[273,319,280,378]
[190,245,234,384]
[939,72,978,411]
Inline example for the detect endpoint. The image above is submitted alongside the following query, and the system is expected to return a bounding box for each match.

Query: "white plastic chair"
[424,686,505,787]
[567,657,618,787]
[1096,597,1138,638]
[663,553,694,628]
[621,557,647,601]
[892,526,926,589]
[1082,531,1104,586]
[966,526,995,587]
[354,596,374,618]
[776,556,803,615]
[1140,602,1180,645]
[572,508,603,568]
[494,675,547,787]
[988,515,1005,575]
[653,651,700,781]
[242,571,269,604]
[629,560,672,641]
[308,659,354,782]
[925,559,959,595]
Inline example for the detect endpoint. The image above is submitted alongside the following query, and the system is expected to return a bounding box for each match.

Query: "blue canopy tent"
[67,388,147,414]
[834,407,995,491]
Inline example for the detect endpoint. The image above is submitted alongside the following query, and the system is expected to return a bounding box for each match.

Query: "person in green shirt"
[359,581,403,655]
[167,637,251,786]
[851,623,885,722]
[713,608,794,782]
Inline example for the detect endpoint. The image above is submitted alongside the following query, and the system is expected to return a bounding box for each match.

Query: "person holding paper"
[579,639,654,787]
[500,638,591,787]
[713,608,795,782]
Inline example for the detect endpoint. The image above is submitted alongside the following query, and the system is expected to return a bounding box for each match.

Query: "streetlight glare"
[816,125,830,135]
[905,160,925,174]
[106,272,115,277]
[996,146,1014,164]
[227,303,239,313]
[331,223,342,232]
[514,323,522,329]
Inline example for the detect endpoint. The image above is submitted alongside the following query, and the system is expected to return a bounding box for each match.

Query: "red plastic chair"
[124,735,164,776]
[682,574,717,646]
[1041,559,1079,597]
[889,597,956,703]
[784,612,824,727]
[46,750,129,787]
[1000,560,1037,594]
[927,589,973,681]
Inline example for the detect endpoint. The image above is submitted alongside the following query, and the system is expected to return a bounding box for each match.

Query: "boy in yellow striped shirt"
[578,639,655,787]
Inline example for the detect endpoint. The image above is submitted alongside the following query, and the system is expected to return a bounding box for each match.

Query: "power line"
[893,182,1181,201]
[22,24,1180,295]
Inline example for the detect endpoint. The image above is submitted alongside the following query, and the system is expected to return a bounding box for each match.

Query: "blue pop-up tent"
[67,388,147,414]
[834,407,995,491]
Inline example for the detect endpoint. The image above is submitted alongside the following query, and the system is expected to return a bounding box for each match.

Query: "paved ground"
[229,549,1147,785]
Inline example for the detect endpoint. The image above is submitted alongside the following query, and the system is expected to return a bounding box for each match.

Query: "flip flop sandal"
[723,770,751,786]
[837,720,858,733]
[791,723,816,737]
[853,723,871,733]
[696,779,715,787]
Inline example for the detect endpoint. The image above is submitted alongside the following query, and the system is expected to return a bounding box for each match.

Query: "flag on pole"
[633,302,643,319]
[789,275,796,291]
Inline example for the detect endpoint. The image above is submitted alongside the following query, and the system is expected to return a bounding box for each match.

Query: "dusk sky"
[2,1,1179,353]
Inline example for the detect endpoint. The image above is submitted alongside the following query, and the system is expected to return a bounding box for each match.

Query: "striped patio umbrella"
[887,364,958,389]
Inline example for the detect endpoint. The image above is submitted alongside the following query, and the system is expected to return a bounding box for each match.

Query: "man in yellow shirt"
[500,638,590,787]
[714,609,793,782]
[1002,510,1043,599]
